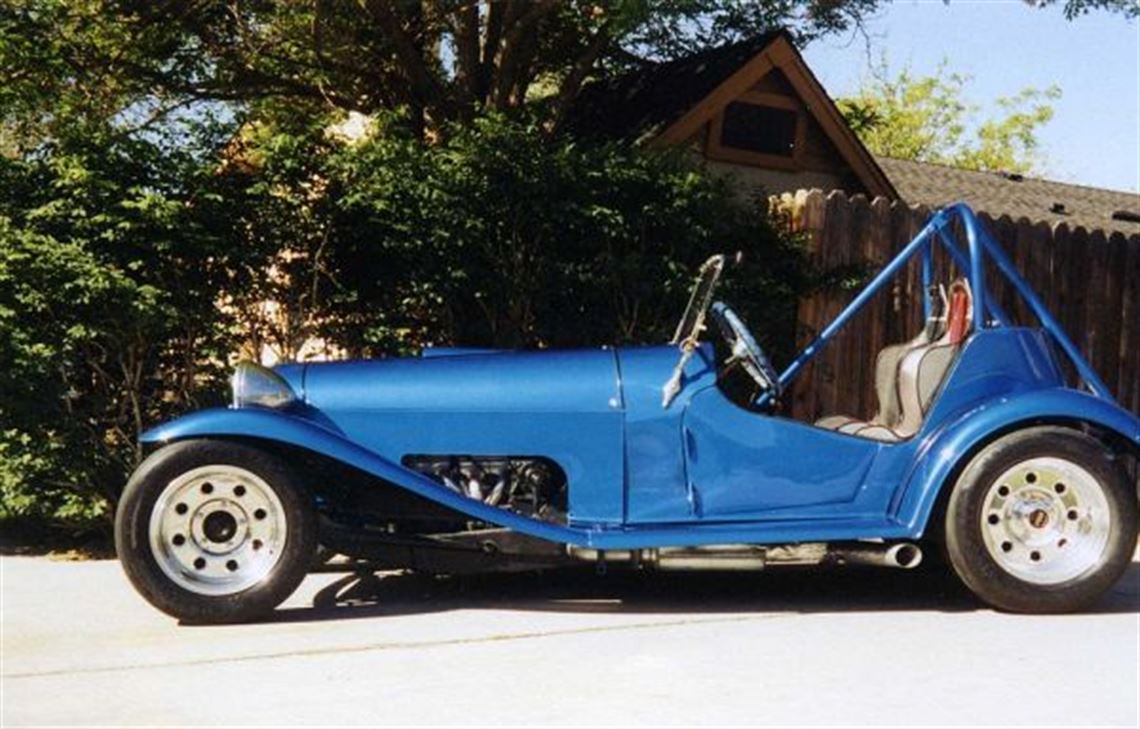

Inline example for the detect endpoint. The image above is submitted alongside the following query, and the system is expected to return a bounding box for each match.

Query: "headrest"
[946,279,973,346]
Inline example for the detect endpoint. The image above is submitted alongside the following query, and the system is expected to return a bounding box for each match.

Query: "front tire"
[115,439,317,623]
[944,426,1137,613]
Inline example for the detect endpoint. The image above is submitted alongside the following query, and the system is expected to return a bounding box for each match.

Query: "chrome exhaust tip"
[832,542,924,569]
[884,542,923,569]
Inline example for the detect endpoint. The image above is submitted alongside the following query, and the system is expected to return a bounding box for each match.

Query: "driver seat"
[815,280,973,442]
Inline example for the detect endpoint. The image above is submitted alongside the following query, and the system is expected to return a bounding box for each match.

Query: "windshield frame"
[662,254,726,407]
[670,254,727,347]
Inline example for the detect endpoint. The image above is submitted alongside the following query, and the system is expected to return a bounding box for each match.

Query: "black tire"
[115,439,317,623]
[944,426,1138,613]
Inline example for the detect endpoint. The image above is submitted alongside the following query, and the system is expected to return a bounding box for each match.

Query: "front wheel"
[944,426,1137,613]
[115,439,317,623]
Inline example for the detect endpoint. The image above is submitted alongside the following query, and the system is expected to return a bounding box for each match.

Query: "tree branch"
[452,1,482,107]
[361,0,454,119]
[491,0,557,109]
[549,25,612,132]
[478,0,505,102]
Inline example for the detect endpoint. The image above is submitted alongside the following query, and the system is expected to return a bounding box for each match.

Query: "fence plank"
[1022,219,1053,328]
[867,197,893,417]
[1118,235,1140,413]
[1083,230,1111,390]
[847,194,872,418]
[790,189,828,419]
[1097,233,1125,397]
[820,190,852,419]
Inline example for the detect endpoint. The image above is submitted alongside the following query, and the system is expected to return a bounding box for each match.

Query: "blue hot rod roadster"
[116,204,1139,622]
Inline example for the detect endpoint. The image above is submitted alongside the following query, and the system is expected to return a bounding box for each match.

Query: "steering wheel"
[710,302,782,397]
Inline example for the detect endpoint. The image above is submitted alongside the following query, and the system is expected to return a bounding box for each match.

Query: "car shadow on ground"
[266,560,1140,624]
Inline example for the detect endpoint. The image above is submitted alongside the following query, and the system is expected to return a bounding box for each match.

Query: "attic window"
[720,102,798,157]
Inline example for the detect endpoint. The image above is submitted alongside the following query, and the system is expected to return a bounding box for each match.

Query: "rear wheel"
[944,426,1137,613]
[115,439,317,623]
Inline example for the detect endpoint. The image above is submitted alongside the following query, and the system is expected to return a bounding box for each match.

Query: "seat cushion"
[813,415,903,442]
[815,415,860,430]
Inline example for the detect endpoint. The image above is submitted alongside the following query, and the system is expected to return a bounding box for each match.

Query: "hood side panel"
[303,348,621,413]
[301,348,625,524]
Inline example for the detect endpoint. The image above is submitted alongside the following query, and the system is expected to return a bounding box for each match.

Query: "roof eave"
[651,34,899,201]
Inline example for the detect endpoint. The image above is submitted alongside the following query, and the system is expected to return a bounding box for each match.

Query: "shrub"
[321,114,807,357]
[0,136,238,526]
[0,113,807,531]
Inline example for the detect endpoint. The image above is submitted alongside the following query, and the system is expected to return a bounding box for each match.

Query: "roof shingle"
[876,156,1140,236]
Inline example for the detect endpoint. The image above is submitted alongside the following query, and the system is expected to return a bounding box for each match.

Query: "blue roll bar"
[774,203,1112,401]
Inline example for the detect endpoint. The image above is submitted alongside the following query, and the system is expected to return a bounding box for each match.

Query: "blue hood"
[295,347,623,414]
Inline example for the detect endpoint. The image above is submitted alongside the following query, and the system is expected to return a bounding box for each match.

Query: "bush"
[320,114,807,357]
[0,113,807,532]
[0,134,239,527]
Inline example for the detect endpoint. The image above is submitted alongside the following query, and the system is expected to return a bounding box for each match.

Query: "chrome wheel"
[980,456,1111,585]
[147,465,288,596]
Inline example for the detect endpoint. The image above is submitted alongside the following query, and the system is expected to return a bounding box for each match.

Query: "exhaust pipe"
[567,541,923,571]
[831,542,923,569]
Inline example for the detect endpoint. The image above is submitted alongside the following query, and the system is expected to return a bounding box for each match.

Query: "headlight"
[231,361,297,409]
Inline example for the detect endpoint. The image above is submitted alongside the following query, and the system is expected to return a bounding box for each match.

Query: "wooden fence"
[769,189,1140,421]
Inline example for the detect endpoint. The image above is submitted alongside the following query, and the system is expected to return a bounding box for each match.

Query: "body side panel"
[139,408,908,547]
[618,344,716,523]
[681,386,881,517]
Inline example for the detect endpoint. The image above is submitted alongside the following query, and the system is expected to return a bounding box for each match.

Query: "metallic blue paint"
[420,347,508,359]
[138,203,1140,551]
[682,387,879,518]
[894,387,1140,536]
[618,344,717,523]
[141,406,588,544]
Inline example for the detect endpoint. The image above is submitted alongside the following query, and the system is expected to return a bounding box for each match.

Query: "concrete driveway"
[2,554,1137,727]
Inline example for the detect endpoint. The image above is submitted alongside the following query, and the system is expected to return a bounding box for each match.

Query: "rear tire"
[944,426,1137,613]
[115,439,317,623]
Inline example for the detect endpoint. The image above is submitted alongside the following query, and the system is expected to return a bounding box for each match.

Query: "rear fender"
[893,388,1140,535]
[140,408,587,546]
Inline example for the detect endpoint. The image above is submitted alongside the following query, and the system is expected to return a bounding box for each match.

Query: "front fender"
[140,408,588,546]
[893,388,1140,535]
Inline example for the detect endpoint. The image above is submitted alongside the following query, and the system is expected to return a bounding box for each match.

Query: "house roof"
[565,31,785,143]
[566,31,897,199]
[877,156,1140,237]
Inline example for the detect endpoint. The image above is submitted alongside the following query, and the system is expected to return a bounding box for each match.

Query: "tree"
[837,61,1061,174]
[4,0,1128,147]
[1025,0,1140,19]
